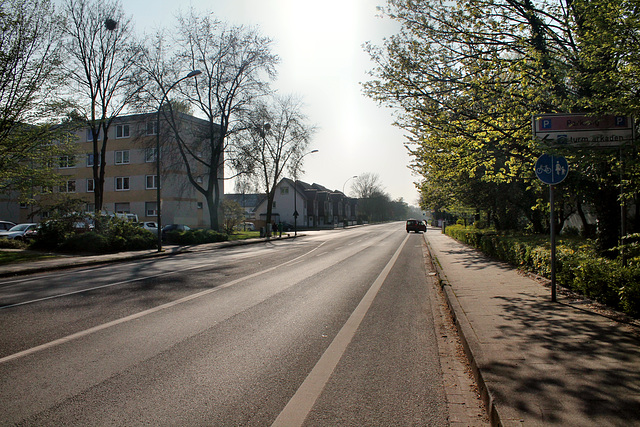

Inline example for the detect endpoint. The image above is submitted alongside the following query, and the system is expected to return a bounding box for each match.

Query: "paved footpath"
[424,229,640,426]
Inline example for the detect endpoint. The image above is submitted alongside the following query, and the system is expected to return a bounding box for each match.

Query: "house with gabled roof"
[250,178,358,230]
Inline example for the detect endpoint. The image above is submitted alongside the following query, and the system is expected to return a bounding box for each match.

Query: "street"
[0,223,481,425]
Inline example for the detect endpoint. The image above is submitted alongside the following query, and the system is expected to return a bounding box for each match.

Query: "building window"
[145,148,158,163]
[280,186,289,195]
[146,175,157,189]
[115,177,130,191]
[86,129,100,141]
[60,180,76,193]
[86,153,101,167]
[87,178,95,192]
[116,124,130,139]
[146,201,158,217]
[86,203,95,213]
[114,202,130,214]
[59,155,75,169]
[146,121,157,135]
[115,150,130,165]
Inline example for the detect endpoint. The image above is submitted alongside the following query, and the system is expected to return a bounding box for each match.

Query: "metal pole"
[294,177,298,236]
[155,70,201,252]
[550,184,556,302]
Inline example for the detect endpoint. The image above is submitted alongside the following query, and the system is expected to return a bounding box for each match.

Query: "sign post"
[535,154,569,302]
[533,114,634,147]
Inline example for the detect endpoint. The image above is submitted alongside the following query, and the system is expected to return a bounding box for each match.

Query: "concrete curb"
[423,233,503,427]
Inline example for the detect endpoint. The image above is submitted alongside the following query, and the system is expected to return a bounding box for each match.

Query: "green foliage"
[164,229,227,245]
[365,0,640,244]
[222,199,245,234]
[445,225,640,318]
[0,239,28,249]
[32,215,156,253]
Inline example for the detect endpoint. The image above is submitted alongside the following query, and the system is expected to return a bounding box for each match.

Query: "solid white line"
[0,240,327,364]
[271,234,410,427]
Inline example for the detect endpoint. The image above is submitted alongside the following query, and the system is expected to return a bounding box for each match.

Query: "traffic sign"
[535,154,569,185]
[533,113,634,147]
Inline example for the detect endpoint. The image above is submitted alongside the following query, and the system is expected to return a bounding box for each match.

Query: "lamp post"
[342,175,358,194]
[293,149,319,236]
[156,69,201,252]
[342,175,357,227]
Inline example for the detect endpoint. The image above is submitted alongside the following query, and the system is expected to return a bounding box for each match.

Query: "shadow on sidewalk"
[486,294,640,424]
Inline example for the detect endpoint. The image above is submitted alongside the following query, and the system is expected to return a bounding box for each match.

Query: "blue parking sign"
[535,154,569,185]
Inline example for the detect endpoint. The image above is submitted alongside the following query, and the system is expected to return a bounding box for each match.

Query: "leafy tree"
[0,0,73,197]
[61,0,142,212]
[365,0,640,248]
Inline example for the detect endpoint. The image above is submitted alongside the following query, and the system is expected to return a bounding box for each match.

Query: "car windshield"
[8,224,31,232]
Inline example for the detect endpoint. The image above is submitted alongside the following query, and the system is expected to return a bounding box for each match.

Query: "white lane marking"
[0,241,327,364]
[272,233,410,427]
[0,241,322,309]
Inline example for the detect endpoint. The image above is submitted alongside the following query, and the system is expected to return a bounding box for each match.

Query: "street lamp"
[342,175,358,194]
[293,149,319,236]
[156,69,201,252]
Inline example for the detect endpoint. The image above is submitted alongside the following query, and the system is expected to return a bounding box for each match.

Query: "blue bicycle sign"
[535,154,569,185]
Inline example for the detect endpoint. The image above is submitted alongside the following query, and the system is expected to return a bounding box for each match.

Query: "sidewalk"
[424,230,640,426]
[0,234,297,278]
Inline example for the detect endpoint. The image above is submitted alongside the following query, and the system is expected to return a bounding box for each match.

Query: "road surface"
[0,223,481,425]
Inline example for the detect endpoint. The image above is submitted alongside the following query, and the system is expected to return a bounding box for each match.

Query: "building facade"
[251,178,358,229]
[0,113,222,228]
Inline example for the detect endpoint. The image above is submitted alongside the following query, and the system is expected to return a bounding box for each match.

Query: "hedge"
[444,225,640,318]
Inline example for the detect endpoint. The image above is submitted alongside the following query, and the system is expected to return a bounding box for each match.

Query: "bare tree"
[161,10,280,231]
[0,0,73,196]
[352,172,386,199]
[231,95,315,236]
[62,0,142,212]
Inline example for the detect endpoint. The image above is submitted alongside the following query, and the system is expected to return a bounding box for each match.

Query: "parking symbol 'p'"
[541,118,552,129]
[615,116,627,127]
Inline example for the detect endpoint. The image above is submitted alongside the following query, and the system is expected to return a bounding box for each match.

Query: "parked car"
[161,224,191,240]
[0,223,38,240]
[0,221,16,231]
[405,219,427,233]
[236,222,255,231]
[135,221,158,234]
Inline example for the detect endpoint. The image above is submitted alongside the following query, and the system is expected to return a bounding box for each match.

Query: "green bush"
[165,229,228,245]
[444,225,640,318]
[58,232,110,253]
[0,238,27,249]
[32,216,157,254]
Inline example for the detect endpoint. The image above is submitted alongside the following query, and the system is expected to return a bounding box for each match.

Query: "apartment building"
[2,112,222,228]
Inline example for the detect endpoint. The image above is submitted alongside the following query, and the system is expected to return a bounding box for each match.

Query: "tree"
[365,0,640,245]
[157,10,280,231]
[352,173,393,222]
[0,0,73,197]
[62,0,142,212]
[231,95,315,236]
[221,198,244,234]
[352,173,385,199]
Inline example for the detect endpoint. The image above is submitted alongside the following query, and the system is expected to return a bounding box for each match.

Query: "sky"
[125,0,420,205]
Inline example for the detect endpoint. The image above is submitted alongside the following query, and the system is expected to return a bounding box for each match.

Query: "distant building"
[250,178,358,229]
[0,112,222,228]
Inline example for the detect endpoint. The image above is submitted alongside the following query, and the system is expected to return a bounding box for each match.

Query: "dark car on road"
[406,219,427,233]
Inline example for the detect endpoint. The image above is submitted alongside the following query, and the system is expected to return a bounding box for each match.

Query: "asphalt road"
[0,223,450,426]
